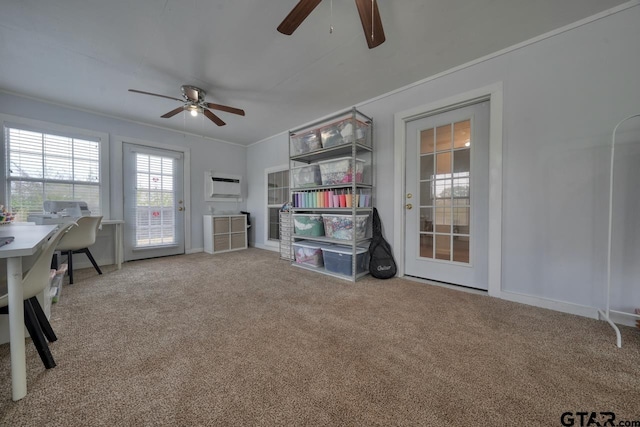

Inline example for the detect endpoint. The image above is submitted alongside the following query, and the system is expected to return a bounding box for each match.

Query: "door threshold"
[403,275,487,296]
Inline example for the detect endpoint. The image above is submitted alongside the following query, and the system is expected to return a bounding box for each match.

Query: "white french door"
[123,143,185,261]
[404,101,490,289]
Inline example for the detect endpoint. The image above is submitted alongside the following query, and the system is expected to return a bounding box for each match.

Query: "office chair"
[56,216,103,285]
[0,222,76,369]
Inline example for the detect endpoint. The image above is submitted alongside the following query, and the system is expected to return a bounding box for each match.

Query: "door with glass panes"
[123,143,185,261]
[404,101,489,289]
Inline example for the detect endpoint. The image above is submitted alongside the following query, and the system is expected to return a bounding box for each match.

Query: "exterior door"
[123,143,185,261]
[404,101,489,289]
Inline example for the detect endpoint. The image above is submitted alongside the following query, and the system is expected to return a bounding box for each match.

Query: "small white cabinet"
[203,215,247,254]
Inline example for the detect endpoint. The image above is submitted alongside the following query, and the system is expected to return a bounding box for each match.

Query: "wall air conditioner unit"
[205,171,243,202]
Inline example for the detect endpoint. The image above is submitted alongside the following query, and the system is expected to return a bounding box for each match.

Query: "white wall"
[0,91,247,260]
[247,5,640,315]
[246,133,289,250]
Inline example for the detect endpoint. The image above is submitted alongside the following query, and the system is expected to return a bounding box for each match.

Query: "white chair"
[0,222,76,369]
[56,216,103,284]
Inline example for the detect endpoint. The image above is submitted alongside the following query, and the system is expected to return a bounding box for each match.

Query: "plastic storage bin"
[293,241,330,267]
[319,118,370,148]
[293,214,325,237]
[321,246,369,276]
[318,157,365,186]
[291,130,322,155]
[291,163,322,188]
[322,214,369,240]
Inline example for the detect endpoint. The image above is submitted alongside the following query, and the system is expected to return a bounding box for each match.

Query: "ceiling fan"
[277,0,385,49]
[128,85,245,127]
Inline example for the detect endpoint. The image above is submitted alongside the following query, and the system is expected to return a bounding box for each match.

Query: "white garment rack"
[598,113,640,348]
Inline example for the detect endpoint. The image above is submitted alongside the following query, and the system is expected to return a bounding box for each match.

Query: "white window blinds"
[5,125,102,221]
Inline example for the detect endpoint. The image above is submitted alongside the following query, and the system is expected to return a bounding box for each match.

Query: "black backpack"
[368,208,397,279]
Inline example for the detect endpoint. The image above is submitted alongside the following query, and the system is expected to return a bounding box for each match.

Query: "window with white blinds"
[4,125,102,221]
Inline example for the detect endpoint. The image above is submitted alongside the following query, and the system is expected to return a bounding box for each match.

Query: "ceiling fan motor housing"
[181,85,206,103]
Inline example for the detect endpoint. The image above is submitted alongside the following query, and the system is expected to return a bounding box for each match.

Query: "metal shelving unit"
[288,107,374,282]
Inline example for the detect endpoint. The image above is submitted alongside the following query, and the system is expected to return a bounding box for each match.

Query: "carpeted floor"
[1,248,639,426]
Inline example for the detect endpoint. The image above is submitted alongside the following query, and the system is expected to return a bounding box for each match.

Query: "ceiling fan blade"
[203,109,226,126]
[161,106,186,118]
[128,89,183,102]
[277,0,322,35]
[205,103,245,116]
[354,0,386,49]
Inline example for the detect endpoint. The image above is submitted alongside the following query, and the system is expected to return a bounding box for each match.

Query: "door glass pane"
[420,234,433,258]
[453,120,471,148]
[434,179,451,199]
[453,237,470,263]
[434,206,450,233]
[453,149,470,174]
[420,207,433,232]
[420,154,434,180]
[420,128,434,154]
[435,124,451,151]
[435,234,450,260]
[453,207,470,238]
[436,152,451,175]
[420,182,434,207]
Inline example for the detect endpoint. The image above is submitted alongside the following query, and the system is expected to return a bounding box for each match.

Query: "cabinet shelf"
[291,183,372,192]
[291,207,372,213]
[292,262,370,282]
[292,235,371,246]
[203,214,247,254]
[290,143,372,164]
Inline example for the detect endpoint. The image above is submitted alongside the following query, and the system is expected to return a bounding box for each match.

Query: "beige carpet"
[1,248,639,426]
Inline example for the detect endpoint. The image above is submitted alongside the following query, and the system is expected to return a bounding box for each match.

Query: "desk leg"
[7,257,27,401]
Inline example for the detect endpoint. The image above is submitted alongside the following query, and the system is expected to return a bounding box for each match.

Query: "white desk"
[101,220,124,269]
[0,224,57,401]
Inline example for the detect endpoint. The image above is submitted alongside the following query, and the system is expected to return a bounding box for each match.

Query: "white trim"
[264,163,289,246]
[393,82,504,296]
[113,135,192,253]
[0,113,111,220]
[186,247,204,254]
[254,242,280,253]
[498,290,598,320]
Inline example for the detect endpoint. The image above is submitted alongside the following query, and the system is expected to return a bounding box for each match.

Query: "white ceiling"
[0,0,628,146]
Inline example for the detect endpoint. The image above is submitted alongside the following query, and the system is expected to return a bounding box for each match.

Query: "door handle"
[405,204,413,210]
[178,207,184,211]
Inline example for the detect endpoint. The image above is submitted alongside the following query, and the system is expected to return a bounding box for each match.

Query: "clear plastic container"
[293,214,325,237]
[293,241,330,267]
[322,214,369,240]
[291,130,322,155]
[318,157,365,186]
[321,246,369,276]
[290,163,322,188]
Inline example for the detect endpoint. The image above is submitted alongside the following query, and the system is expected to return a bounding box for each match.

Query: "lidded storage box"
[319,118,370,148]
[293,241,329,267]
[291,130,322,155]
[290,163,322,188]
[318,157,365,186]
[293,214,325,237]
[321,246,369,276]
[322,214,369,240]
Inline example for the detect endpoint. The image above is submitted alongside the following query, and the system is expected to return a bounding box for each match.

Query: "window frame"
[1,114,110,220]
[264,164,289,248]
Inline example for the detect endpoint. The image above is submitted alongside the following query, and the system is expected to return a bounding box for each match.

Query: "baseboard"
[253,243,279,253]
[606,310,639,328]
[186,248,203,254]
[497,290,599,319]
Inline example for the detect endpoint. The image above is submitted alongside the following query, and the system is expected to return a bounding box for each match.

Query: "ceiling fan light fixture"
[188,104,199,117]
